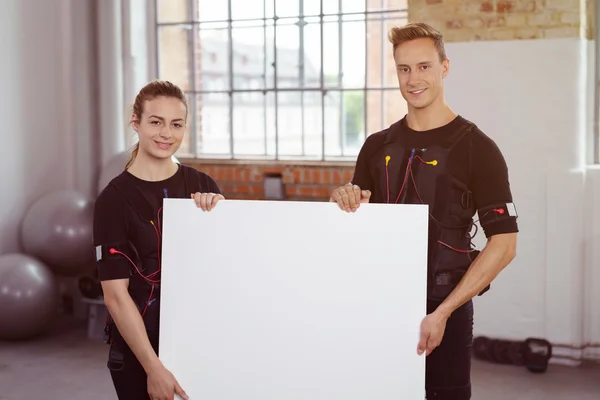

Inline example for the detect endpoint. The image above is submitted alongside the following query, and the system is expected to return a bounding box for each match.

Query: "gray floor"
[1,317,599,400]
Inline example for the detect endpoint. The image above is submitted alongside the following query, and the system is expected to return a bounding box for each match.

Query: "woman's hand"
[146,363,188,400]
[191,192,225,211]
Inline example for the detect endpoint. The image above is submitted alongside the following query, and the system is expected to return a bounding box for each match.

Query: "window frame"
[153,0,408,162]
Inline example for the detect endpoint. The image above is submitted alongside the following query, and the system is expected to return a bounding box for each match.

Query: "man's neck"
[128,152,178,182]
[406,98,457,132]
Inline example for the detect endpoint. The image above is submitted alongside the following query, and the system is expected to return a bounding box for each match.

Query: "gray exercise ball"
[0,253,59,340]
[97,150,180,193]
[20,190,94,276]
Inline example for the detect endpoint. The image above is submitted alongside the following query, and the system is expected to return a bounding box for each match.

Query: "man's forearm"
[436,233,517,318]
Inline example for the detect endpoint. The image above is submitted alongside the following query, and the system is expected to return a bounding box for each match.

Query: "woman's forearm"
[105,294,163,374]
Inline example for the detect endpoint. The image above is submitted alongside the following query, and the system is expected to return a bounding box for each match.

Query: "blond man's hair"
[388,22,447,62]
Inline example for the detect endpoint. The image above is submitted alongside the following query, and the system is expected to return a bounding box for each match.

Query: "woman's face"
[133,96,187,160]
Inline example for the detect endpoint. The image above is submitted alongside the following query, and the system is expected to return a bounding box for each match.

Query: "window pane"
[322,0,340,15]
[157,25,193,92]
[276,91,304,156]
[301,91,324,157]
[367,0,408,12]
[231,0,266,20]
[366,89,383,134]
[324,90,364,157]
[232,25,270,90]
[342,0,365,14]
[366,18,383,88]
[275,0,299,18]
[342,90,365,152]
[157,0,192,23]
[302,22,322,88]
[275,23,301,89]
[197,28,229,92]
[197,93,231,156]
[303,0,321,16]
[341,21,365,88]
[197,0,228,21]
[322,21,339,88]
[264,91,277,156]
[323,91,342,156]
[232,92,268,156]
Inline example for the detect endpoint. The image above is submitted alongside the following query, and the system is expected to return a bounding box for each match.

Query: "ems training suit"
[93,164,221,400]
[351,115,518,400]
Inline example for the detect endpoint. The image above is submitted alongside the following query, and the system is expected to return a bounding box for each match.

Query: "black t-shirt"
[352,115,518,238]
[93,164,221,281]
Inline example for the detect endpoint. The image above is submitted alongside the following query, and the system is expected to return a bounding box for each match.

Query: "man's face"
[393,38,449,110]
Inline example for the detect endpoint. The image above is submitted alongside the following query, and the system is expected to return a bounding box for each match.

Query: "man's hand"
[329,183,371,212]
[417,310,449,356]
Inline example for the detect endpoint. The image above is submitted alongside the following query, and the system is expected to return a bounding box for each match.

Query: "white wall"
[444,37,600,364]
[0,0,98,254]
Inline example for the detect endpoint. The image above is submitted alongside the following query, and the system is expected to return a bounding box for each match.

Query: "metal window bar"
[263,0,268,156]
[595,0,600,164]
[155,1,408,161]
[298,0,306,156]
[337,0,343,156]
[320,0,325,161]
[156,9,406,27]
[363,0,368,142]
[227,0,235,158]
[189,0,198,157]
[272,0,279,160]
[380,0,386,132]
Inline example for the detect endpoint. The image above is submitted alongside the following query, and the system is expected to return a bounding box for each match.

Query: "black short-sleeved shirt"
[93,164,221,282]
[352,115,518,238]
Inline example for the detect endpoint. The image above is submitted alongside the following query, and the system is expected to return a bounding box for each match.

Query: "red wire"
[385,154,476,254]
[385,165,390,204]
[108,215,163,317]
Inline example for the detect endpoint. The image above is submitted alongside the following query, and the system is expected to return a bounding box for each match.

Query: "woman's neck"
[127,151,179,182]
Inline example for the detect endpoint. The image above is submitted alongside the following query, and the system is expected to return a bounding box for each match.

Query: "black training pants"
[107,330,158,400]
[425,299,474,400]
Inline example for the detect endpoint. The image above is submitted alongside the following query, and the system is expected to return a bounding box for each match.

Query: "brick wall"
[409,0,596,41]
[183,160,356,201]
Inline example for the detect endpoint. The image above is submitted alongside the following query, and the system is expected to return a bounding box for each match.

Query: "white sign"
[160,199,428,399]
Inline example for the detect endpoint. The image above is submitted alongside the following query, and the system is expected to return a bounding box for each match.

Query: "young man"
[330,23,518,399]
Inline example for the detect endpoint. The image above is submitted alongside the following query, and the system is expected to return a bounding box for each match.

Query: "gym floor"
[0,317,598,400]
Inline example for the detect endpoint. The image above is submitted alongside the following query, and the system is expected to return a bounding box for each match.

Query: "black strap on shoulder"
[110,173,156,224]
[443,121,475,151]
[109,164,202,224]
[181,164,201,196]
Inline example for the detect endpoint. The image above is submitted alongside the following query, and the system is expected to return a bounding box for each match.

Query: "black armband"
[95,242,131,262]
[478,202,518,225]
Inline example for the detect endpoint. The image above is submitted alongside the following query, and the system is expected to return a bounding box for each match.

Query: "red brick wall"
[182,160,356,201]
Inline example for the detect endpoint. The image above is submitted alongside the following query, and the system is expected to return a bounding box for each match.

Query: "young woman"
[93,80,224,400]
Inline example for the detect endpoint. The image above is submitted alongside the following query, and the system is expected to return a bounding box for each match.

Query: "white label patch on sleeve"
[95,246,102,261]
[506,202,517,217]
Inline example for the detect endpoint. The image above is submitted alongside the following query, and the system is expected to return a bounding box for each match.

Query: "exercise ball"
[0,253,59,340]
[20,190,94,276]
[98,150,180,193]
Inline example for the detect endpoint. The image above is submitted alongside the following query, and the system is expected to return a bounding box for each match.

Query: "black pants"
[425,299,474,400]
[107,329,159,400]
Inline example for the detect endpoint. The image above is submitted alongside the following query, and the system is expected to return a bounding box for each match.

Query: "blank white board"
[160,199,428,399]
